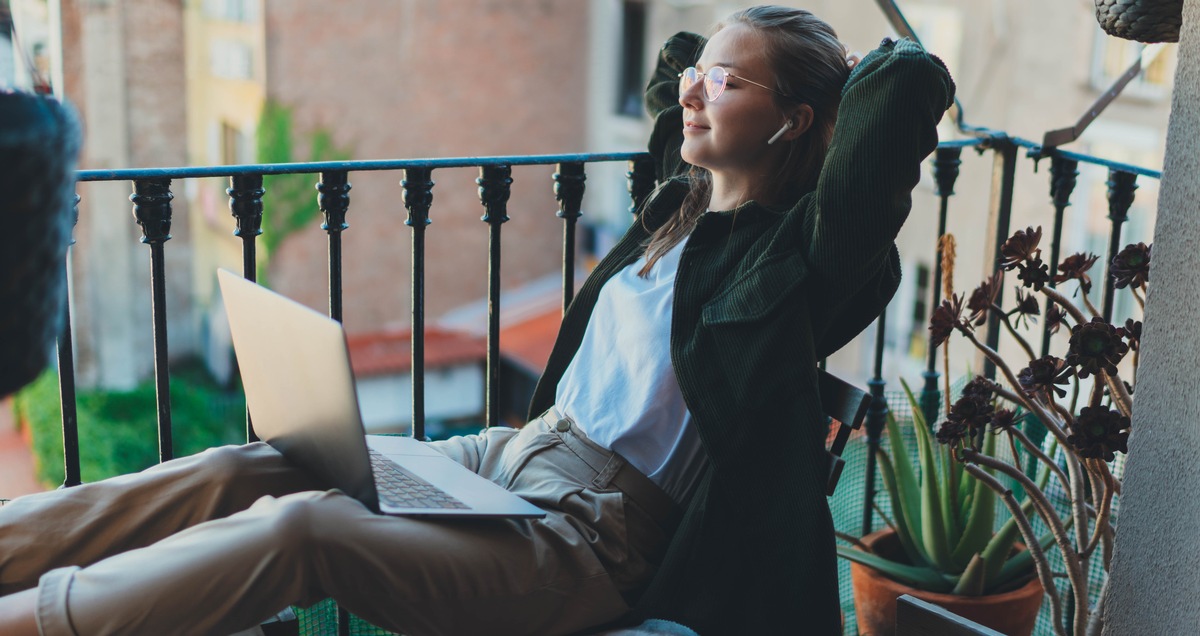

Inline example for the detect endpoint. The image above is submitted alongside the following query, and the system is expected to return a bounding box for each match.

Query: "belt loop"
[592,453,623,490]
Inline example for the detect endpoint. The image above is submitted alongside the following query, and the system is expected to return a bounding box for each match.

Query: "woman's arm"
[808,37,955,291]
[644,32,705,183]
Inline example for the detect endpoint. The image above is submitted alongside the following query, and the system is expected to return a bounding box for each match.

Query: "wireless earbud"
[767,120,793,145]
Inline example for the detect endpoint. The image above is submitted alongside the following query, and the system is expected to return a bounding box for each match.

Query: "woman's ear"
[782,104,815,142]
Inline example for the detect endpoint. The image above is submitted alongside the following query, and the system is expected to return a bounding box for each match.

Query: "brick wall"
[263,0,589,335]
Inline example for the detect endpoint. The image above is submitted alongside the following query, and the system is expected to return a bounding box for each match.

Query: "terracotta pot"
[850,528,1044,636]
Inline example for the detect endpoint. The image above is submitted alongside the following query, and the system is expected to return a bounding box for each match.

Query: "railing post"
[130,178,175,462]
[863,309,888,537]
[228,174,265,442]
[1102,170,1137,322]
[553,162,586,314]
[981,139,1018,381]
[1043,156,1079,357]
[318,171,352,323]
[402,168,434,441]
[626,155,655,216]
[478,165,512,429]
[921,146,961,425]
[58,194,81,487]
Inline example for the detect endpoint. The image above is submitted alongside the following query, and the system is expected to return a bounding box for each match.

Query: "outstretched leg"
[0,442,318,596]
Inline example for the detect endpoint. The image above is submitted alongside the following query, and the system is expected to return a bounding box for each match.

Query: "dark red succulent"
[1067,406,1131,462]
[1110,242,1151,289]
[1018,356,1073,399]
[1066,318,1129,378]
[999,226,1043,271]
[1054,252,1100,294]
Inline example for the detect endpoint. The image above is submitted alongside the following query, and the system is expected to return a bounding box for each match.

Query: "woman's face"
[679,24,791,184]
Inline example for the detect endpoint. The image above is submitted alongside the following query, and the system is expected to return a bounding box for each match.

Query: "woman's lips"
[683,121,709,132]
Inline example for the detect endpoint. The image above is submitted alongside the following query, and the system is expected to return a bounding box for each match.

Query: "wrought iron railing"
[26,136,1159,634]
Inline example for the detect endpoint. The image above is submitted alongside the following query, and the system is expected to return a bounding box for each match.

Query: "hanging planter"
[1095,0,1183,43]
[0,90,81,396]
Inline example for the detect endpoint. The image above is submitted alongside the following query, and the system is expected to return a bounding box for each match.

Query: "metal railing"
[36,134,1158,633]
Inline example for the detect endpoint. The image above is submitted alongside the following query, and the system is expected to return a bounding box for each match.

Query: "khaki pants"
[0,411,677,636]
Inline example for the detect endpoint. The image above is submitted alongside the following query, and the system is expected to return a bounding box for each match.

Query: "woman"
[0,6,953,635]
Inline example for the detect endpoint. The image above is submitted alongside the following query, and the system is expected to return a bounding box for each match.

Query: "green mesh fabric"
[297,384,1114,635]
[831,385,1115,635]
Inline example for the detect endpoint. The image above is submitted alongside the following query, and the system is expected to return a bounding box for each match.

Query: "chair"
[895,595,1005,636]
[818,368,871,497]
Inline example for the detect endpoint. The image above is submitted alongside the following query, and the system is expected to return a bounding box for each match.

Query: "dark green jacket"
[529,34,955,634]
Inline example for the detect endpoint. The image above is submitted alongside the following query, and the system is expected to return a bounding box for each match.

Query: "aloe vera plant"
[836,381,1052,596]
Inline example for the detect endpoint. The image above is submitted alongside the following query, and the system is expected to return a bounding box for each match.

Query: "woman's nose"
[678,79,704,110]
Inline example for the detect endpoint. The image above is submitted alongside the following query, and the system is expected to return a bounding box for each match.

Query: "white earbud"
[767,120,793,145]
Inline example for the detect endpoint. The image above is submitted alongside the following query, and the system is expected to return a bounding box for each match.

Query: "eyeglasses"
[678,66,787,102]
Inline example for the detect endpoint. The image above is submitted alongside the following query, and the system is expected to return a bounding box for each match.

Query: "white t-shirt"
[555,236,707,505]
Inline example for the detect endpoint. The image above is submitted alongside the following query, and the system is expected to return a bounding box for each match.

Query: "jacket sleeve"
[644,31,706,182]
[806,37,955,296]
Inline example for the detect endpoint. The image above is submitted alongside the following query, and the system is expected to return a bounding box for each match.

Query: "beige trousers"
[0,412,676,636]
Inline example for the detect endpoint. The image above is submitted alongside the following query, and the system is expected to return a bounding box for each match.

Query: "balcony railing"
[24,135,1159,635]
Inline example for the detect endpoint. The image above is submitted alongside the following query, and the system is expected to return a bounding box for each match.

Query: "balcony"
[2,131,1160,634]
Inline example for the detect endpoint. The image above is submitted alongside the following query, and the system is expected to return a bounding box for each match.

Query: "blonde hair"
[640,5,850,276]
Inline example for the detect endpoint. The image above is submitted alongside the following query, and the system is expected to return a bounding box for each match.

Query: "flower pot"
[850,528,1044,636]
[0,90,80,397]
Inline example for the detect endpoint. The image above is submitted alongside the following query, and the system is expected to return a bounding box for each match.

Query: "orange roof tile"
[499,307,563,375]
[346,327,486,377]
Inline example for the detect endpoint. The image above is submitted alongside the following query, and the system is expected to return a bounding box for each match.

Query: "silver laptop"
[217,269,544,519]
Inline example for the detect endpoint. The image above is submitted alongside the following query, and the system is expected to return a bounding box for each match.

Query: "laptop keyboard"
[368,448,470,510]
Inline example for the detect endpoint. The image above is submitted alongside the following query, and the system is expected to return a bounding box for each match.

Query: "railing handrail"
[75,151,650,182]
[72,138,1162,183]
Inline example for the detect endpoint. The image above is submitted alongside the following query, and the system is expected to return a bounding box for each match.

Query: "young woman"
[0,6,953,635]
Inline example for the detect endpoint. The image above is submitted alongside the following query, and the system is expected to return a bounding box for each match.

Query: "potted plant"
[839,227,1147,636]
[836,380,1048,636]
[919,227,1145,636]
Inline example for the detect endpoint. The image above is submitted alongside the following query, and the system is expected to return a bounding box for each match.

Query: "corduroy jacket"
[527,34,955,634]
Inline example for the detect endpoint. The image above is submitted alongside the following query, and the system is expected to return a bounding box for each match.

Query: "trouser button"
[555,419,571,432]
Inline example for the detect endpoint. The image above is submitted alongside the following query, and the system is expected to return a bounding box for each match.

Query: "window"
[908,263,931,361]
[615,0,647,118]
[1091,31,1174,101]
[210,39,253,80]
[203,0,259,23]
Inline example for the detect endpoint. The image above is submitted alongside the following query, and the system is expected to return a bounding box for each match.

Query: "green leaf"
[951,553,987,596]
[876,450,930,568]
[952,429,997,567]
[885,408,924,547]
[991,517,1070,591]
[836,546,956,593]
[902,380,954,571]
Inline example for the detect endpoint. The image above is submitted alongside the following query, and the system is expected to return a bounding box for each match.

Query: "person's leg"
[31,489,630,636]
[0,442,318,596]
[0,589,37,636]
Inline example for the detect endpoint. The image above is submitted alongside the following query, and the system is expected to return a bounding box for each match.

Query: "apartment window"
[210,39,253,80]
[908,263,931,360]
[203,0,259,23]
[1091,31,1174,100]
[616,0,647,118]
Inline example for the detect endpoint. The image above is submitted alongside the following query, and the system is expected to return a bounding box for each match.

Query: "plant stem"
[1131,285,1145,311]
[964,450,1089,634]
[1081,462,1114,560]
[962,463,1068,636]
[1086,575,1112,636]
[962,331,1062,444]
[1010,427,1071,495]
[995,307,1037,362]
[1101,370,1134,419]
[1042,286,1090,325]
[1065,453,1091,636]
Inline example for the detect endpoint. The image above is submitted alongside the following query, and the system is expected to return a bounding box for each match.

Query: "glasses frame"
[678,66,788,103]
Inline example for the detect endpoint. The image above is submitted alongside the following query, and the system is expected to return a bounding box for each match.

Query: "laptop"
[217,268,545,519]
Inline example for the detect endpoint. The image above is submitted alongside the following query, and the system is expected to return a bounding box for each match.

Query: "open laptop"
[217,269,544,519]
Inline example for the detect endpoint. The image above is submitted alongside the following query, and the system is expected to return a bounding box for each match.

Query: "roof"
[346,327,486,377]
[498,305,563,375]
